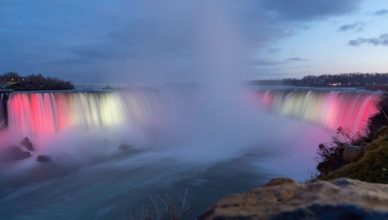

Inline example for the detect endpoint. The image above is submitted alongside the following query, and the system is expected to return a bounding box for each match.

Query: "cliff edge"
[199,177,388,220]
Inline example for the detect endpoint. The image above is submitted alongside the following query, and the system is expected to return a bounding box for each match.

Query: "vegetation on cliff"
[315,128,365,177]
[0,72,74,91]
[317,94,388,183]
[319,128,388,183]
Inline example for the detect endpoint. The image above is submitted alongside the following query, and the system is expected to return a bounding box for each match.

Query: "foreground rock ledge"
[199,178,388,220]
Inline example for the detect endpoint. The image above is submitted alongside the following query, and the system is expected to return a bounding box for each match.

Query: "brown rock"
[199,178,388,220]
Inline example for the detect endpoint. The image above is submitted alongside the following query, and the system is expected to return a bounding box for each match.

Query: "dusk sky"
[0,0,387,83]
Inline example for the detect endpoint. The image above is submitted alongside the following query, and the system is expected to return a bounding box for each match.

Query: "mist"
[0,0,331,172]
[0,1,369,219]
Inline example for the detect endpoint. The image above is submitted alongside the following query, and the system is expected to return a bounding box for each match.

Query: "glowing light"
[7,92,135,135]
[4,90,381,136]
[6,90,184,136]
[255,90,381,134]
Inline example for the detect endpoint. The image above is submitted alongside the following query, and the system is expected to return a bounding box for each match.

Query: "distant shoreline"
[0,72,74,91]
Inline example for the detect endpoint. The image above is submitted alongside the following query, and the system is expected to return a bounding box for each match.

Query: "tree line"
[255,73,388,87]
[0,72,74,91]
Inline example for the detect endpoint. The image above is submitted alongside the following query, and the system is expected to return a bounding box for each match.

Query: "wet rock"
[37,155,51,162]
[1,146,31,162]
[199,178,388,220]
[343,145,363,163]
[20,137,34,151]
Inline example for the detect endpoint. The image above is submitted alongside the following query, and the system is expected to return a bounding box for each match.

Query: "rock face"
[20,137,34,151]
[199,178,388,220]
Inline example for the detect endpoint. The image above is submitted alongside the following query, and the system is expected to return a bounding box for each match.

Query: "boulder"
[199,178,388,220]
[20,137,34,151]
[343,145,363,163]
[1,145,31,162]
[37,155,51,162]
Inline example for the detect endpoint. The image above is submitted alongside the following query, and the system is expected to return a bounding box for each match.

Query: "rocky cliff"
[199,178,388,220]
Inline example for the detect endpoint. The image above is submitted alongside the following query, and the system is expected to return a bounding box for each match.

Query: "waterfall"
[255,90,381,134]
[5,89,192,136]
[0,88,382,136]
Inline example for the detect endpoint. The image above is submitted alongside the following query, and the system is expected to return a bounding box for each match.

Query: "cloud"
[0,0,368,82]
[259,0,363,20]
[0,0,293,83]
[253,57,307,66]
[286,57,307,62]
[349,33,388,46]
[374,9,388,16]
[253,59,285,66]
[69,44,132,61]
[267,48,282,53]
[61,0,288,83]
[338,22,364,32]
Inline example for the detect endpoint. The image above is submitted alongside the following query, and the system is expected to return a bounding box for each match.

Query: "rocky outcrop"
[20,137,34,151]
[199,178,388,220]
[0,138,54,163]
[1,145,31,162]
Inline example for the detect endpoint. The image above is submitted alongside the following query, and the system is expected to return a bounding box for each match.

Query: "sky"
[0,0,387,83]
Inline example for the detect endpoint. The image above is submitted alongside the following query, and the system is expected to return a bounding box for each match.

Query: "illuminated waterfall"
[6,90,190,135]
[255,90,381,134]
[0,88,381,136]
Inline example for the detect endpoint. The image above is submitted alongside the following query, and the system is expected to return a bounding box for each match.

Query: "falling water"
[0,88,381,137]
[255,89,381,134]
[5,89,193,136]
